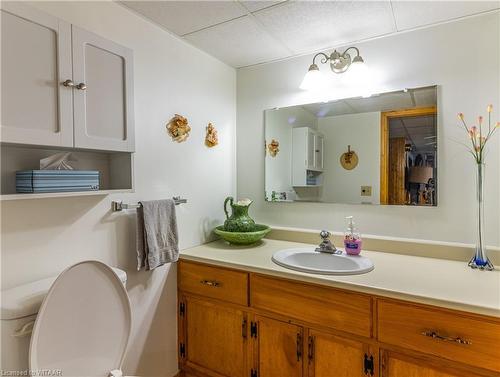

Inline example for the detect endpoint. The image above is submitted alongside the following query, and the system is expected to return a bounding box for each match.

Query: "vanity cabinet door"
[72,26,134,152]
[307,330,376,377]
[252,315,303,377]
[0,2,73,147]
[179,296,247,377]
[380,349,485,377]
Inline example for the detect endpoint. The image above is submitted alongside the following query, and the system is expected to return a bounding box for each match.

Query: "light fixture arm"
[311,52,331,65]
[306,46,365,75]
[301,45,367,90]
[340,46,361,59]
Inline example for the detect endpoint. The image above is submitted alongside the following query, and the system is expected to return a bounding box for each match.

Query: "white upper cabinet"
[0,4,134,152]
[292,127,324,187]
[72,27,134,152]
[0,2,73,147]
[293,127,324,172]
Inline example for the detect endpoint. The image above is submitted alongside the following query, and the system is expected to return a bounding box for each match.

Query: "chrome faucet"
[315,230,341,254]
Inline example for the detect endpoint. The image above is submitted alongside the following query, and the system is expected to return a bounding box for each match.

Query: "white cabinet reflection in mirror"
[292,127,324,187]
[265,86,437,206]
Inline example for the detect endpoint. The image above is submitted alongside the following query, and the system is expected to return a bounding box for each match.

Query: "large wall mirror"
[265,86,437,206]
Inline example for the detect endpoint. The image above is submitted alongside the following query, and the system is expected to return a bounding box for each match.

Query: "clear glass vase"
[468,162,494,270]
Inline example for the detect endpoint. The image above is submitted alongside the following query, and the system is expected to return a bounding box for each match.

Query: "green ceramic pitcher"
[223,197,256,232]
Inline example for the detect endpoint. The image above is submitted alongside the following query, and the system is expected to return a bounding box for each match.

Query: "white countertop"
[180,239,500,317]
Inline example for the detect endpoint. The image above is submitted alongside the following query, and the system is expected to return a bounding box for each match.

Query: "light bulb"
[348,60,369,81]
[300,64,326,90]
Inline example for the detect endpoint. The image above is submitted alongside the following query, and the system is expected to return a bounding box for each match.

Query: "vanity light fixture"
[300,47,367,90]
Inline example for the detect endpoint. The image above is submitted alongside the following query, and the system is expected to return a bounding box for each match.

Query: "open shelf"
[0,189,133,201]
[1,144,134,198]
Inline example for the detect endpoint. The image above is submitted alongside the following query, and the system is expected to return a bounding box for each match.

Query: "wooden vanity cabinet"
[380,349,487,377]
[178,260,500,377]
[178,295,249,377]
[308,330,377,377]
[250,315,303,377]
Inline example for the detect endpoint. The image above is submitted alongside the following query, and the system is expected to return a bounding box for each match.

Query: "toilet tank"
[0,267,127,373]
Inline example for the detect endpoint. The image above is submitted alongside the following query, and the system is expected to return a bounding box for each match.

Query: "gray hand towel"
[136,199,179,271]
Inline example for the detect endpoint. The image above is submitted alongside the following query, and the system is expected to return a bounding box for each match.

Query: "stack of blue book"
[16,170,100,193]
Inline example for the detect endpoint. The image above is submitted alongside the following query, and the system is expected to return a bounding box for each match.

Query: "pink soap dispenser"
[344,216,362,255]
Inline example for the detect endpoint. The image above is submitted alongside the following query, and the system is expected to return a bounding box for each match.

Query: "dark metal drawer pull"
[421,330,472,345]
[200,279,221,287]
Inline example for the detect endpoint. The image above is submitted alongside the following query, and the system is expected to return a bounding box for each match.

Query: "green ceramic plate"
[214,224,271,245]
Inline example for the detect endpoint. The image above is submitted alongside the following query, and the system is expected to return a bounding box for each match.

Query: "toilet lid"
[29,261,131,376]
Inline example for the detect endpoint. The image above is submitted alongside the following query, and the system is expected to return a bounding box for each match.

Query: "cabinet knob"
[62,79,75,87]
[76,83,87,90]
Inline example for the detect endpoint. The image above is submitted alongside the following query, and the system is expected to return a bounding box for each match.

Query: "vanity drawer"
[377,300,500,372]
[179,261,248,306]
[250,274,372,337]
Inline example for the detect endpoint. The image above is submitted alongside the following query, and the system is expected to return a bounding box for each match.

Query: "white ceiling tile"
[121,1,247,36]
[184,16,290,67]
[392,1,500,31]
[239,0,287,13]
[253,1,396,53]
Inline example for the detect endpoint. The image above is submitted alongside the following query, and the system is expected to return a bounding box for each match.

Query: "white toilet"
[1,261,133,377]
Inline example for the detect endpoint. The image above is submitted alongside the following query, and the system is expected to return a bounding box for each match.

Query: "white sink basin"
[272,248,374,275]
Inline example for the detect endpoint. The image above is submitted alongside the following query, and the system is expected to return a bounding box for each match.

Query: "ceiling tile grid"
[391,1,500,31]
[120,0,500,68]
[184,15,291,67]
[253,1,396,53]
[121,1,247,35]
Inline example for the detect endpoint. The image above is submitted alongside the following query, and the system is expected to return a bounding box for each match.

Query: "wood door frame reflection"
[380,106,437,205]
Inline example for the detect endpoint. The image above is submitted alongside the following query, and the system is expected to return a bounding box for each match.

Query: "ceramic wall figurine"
[166,114,191,142]
[205,123,218,147]
[223,196,256,232]
[267,139,279,157]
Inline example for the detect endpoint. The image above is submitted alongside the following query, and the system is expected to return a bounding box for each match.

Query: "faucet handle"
[320,230,331,240]
[316,230,339,254]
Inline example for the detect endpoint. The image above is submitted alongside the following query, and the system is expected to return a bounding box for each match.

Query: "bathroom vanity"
[177,238,500,377]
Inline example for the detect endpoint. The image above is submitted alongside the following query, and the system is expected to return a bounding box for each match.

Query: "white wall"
[318,112,380,204]
[237,12,500,246]
[1,1,236,376]
[265,107,316,196]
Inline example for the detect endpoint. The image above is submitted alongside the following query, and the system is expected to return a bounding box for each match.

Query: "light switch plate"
[361,186,372,196]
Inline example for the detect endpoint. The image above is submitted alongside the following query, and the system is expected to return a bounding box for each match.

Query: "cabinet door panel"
[314,135,323,170]
[72,26,134,151]
[307,131,315,170]
[0,2,72,146]
[184,297,246,377]
[381,350,485,377]
[308,330,371,377]
[255,315,303,377]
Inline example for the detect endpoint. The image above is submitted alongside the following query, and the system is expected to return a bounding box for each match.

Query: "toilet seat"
[29,261,132,377]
